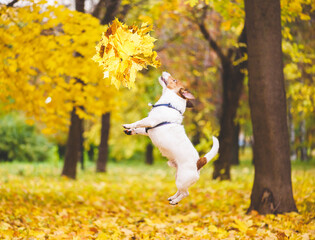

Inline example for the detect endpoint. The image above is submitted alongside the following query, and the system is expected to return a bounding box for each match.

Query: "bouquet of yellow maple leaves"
[92,19,160,89]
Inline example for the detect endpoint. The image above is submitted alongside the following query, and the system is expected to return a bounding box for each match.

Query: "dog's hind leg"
[169,168,199,205]
[169,190,189,205]
[168,191,180,202]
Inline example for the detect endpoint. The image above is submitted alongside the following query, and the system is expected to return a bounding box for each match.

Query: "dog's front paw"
[124,129,135,135]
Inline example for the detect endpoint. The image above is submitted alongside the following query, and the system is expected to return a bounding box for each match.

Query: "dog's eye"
[173,79,177,83]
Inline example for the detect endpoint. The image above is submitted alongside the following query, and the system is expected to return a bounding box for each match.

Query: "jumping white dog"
[123,72,219,205]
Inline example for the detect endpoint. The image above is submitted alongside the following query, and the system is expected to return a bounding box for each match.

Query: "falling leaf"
[92,19,160,89]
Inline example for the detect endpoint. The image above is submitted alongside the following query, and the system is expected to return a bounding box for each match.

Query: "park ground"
[0,153,314,239]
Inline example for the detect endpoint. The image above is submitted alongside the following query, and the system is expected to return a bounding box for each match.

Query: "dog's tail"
[197,136,219,170]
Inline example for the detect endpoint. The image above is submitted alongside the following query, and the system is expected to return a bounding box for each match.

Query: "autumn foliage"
[0,0,314,238]
[0,1,119,134]
[0,163,314,239]
[93,19,160,89]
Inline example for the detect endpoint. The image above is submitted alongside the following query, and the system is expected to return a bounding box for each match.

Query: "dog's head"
[159,72,195,108]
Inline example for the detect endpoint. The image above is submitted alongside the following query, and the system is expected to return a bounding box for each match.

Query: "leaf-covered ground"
[0,161,314,239]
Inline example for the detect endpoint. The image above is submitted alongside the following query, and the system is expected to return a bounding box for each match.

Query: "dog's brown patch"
[197,157,207,170]
[164,74,195,101]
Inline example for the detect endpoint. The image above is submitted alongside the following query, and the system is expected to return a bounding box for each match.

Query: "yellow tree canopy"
[0,1,121,135]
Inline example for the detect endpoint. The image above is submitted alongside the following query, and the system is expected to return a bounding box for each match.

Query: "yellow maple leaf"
[93,19,160,89]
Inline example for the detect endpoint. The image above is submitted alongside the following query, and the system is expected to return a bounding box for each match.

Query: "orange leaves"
[0,163,314,239]
[0,1,123,135]
[93,19,160,89]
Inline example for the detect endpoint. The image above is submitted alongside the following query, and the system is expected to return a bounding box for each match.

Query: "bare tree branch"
[75,0,85,13]
[100,0,122,25]
[191,5,227,64]
[92,0,105,18]
[7,0,19,7]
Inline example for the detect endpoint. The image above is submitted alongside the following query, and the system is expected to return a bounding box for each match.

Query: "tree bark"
[96,113,111,172]
[298,118,308,161]
[245,0,297,214]
[231,123,240,165]
[287,97,297,161]
[7,0,19,7]
[61,0,85,179]
[198,19,247,179]
[61,108,83,179]
[145,143,154,165]
[211,28,247,180]
[101,0,122,25]
[96,0,122,173]
[75,0,85,13]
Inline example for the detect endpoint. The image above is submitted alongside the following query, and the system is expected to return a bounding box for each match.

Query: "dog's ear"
[179,88,195,100]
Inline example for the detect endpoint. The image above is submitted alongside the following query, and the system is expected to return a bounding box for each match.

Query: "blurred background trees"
[0,0,314,182]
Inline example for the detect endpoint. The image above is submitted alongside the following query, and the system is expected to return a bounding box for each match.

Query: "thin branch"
[100,0,122,25]
[191,5,227,64]
[92,0,105,18]
[7,0,19,7]
[197,20,226,64]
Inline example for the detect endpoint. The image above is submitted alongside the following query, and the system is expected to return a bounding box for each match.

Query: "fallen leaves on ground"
[0,163,314,239]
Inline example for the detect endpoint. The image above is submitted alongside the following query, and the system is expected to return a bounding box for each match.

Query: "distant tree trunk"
[145,143,154,165]
[287,97,297,161]
[231,124,240,165]
[6,0,18,7]
[245,0,297,214]
[57,144,66,160]
[197,19,247,179]
[61,0,85,179]
[80,120,84,170]
[88,144,96,161]
[212,62,244,178]
[95,0,122,173]
[101,0,122,25]
[96,113,111,172]
[62,108,83,179]
[75,1,86,171]
[75,0,85,13]
[298,118,308,161]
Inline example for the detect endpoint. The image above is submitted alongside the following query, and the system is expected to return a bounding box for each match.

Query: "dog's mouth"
[160,76,168,86]
[160,72,171,86]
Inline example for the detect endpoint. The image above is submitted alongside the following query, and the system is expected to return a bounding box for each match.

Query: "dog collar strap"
[151,103,183,115]
[145,121,173,133]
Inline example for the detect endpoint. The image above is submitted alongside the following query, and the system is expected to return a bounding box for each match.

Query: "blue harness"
[145,103,182,133]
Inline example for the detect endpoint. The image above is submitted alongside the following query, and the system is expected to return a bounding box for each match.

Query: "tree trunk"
[198,20,247,180]
[96,0,122,173]
[212,28,247,179]
[96,113,111,172]
[245,0,297,214]
[298,118,308,161]
[75,0,85,13]
[61,0,85,179]
[145,143,154,165]
[80,120,84,170]
[231,124,240,165]
[61,108,83,179]
[101,0,122,25]
[287,97,297,161]
[57,144,66,160]
[213,65,244,179]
